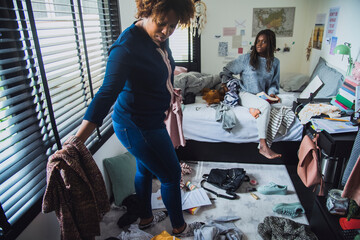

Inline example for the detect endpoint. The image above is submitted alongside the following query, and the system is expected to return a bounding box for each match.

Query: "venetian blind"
[0,0,120,236]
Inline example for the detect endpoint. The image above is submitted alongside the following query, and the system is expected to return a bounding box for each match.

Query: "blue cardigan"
[220,53,280,96]
[84,23,175,129]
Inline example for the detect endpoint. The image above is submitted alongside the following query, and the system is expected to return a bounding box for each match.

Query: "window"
[169,26,201,72]
[0,0,120,238]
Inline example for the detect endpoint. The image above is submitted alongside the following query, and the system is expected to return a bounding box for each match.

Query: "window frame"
[173,27,201,72]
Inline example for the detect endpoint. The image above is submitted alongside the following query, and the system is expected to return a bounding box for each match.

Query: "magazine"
[310,117,358,134]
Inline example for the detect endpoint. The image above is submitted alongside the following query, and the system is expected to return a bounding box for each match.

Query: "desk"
[304,124,357,239]
[303,122,357,189]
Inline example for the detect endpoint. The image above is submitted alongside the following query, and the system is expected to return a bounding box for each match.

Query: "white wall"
[16,0,360,239]
[200,0,311,76]
[303,0,360,76]
[201,0,360,77]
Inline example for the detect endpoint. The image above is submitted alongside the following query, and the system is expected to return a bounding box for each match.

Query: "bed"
[174,57,345,165]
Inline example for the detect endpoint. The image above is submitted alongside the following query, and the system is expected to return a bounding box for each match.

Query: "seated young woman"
[219,29,281,159]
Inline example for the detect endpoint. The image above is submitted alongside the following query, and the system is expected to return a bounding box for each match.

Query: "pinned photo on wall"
[238,48,243,54]
[232,35,242,48]
[223,27,236,36]
[329,36,338,55]
[218,42,228,57]
[240,29,245,36]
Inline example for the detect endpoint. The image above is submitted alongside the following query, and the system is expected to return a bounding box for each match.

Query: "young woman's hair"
[135,0,195,28]
[250,29,276,72]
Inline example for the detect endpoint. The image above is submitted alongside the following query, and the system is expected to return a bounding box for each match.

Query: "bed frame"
[176,140,301,165]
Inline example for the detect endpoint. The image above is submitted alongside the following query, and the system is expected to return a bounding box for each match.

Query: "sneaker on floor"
[272,202,305,218]
[257,182,287,195]
[138,211,168,230]
[173,222,205,238]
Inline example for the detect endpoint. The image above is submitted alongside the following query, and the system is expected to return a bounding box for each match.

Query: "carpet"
[96,161,309,240]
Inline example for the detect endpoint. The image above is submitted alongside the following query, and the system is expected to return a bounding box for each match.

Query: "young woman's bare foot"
[259,139,282,159]
[249,108,260,119]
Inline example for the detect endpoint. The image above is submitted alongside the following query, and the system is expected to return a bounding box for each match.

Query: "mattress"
[182,93,303,143]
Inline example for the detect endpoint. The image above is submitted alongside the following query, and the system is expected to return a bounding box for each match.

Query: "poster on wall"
[312,13,326,50]
[313,24,324,49]
[325,7,340,39]
[252,7,295,37]
[218,42,228,56]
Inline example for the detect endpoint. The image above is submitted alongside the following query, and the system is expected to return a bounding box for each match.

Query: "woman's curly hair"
[135,0,195,28]
[250,29,276,72]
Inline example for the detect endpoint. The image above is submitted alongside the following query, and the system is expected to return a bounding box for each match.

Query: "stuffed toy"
[202,88,222,105]
[352,61,360,81]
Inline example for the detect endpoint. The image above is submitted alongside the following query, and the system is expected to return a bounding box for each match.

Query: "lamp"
[334,42,354,76]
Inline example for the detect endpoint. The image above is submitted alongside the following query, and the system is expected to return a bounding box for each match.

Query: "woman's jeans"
[113,121,184,228]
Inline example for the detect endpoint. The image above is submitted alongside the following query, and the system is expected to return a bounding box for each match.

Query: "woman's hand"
[269,94,280,103]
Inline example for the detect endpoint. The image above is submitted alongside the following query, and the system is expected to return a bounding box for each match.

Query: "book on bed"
[256,92,279,103]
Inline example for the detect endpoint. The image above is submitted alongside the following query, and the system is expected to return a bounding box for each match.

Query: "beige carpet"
[96,161,309,240]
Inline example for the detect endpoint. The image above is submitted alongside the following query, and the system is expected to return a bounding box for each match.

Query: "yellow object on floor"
[151,230,180,240]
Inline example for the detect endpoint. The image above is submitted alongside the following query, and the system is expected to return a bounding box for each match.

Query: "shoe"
[272,202,305,218]
[173,222,205,238]
[138,211,168,230]
[257,182,287,195]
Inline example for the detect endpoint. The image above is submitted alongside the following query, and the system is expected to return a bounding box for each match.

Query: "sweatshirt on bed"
[220,53,280,96]
[84,23,175,130]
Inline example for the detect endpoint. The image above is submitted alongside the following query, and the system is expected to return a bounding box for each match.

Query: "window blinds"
[0,0,120,235]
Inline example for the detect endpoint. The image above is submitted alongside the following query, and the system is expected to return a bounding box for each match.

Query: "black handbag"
[201,168,249,200]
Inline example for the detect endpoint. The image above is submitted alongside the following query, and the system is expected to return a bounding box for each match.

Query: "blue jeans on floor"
[113,121,184,228]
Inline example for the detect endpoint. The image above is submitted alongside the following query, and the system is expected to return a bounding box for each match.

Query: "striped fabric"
[266,106,296,147]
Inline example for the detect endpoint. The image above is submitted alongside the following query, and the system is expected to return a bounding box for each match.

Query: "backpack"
[297,134,324,196]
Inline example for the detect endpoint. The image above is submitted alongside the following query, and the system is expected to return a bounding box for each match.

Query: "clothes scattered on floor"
[117,194,141,228]
[180,162,192,189]
[118,224,153,240]
[151,231,180,240]
[257,216,318,240]
[194,216,243,240]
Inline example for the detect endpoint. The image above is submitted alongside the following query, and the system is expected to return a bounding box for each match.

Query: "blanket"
[174,71,221,99]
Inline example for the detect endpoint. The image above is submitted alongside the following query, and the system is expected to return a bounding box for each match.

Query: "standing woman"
[75,0,202,237]
[220,29,282,159]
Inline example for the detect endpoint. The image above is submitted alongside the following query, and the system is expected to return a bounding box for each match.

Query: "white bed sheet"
[182,93,303,143]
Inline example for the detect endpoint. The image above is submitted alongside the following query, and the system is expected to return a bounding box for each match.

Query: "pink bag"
[297,134,324,196]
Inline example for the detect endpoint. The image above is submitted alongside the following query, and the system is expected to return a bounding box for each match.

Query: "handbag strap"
[200,179,238,200]
[312,133,325,196]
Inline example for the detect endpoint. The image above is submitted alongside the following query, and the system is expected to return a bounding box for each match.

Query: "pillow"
[280,72,309,92]
[308,57,344,98]
[103,152,137,206]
